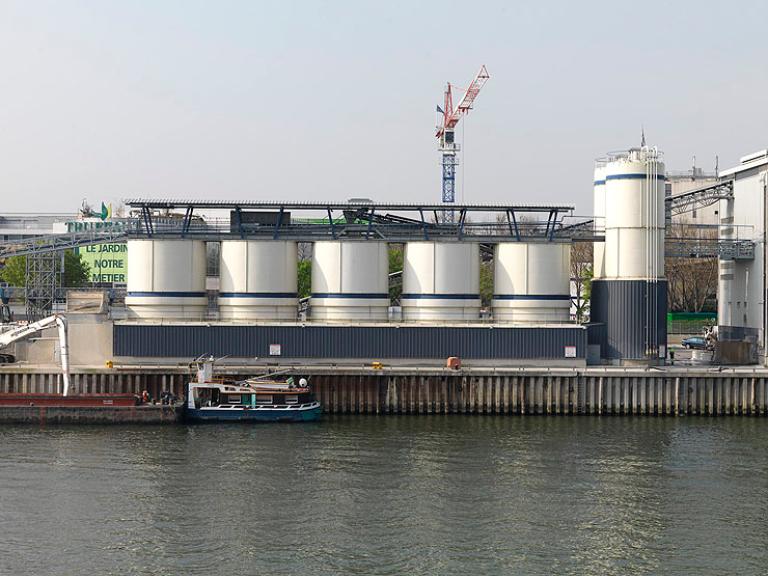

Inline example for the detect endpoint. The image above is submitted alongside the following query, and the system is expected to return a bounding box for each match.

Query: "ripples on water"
[1,417,767,575]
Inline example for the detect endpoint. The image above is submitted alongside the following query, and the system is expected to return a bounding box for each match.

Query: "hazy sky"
[1,0,766,216]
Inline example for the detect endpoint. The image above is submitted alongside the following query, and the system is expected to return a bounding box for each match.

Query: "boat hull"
[184,404,322,423]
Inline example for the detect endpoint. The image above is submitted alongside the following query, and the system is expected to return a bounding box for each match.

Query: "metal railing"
[664,238,754,260]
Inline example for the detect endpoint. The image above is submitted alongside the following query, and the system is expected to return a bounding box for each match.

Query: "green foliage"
[479,260,494,308]
[388,246,403,301]
[0,251,91,288]
[297,260,311,299]
[0,256,26,287]
[388,246,403,274]
[63,251,91,287]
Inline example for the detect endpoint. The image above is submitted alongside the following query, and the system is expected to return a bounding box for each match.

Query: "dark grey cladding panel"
[590,279,667,361]
[114,324,587,360]
[717,325,760,343]
[586,323,606,348]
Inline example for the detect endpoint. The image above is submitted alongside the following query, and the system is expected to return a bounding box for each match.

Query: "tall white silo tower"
[590,147,667,364]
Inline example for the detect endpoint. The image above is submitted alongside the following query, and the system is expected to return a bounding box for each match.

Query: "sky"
[0,0,766,216]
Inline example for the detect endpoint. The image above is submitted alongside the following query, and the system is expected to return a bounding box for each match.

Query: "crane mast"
[436,65,490,217]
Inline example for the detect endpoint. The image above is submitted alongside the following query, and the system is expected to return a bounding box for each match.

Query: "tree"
[297,260,311,299]
[479,259,494,308]
[297,243,313,299]
[206,242,220,277]
[0,251,91,288]
[0,255,26,287]
[388,245,403,302]
[297,242,312,261]
[62,251,91,287]
[571,242,593,323]
[666,221,718,312]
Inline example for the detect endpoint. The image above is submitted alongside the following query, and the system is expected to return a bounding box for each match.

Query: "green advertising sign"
[78,243,128,283]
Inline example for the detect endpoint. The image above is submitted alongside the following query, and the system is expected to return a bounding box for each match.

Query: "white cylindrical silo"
[126,239,208,319]
[310,241,389,322]
[401,242,480,322]
[590,146,668,364]
[219,240,298,321]
[593,162,607,279]
[492,242,571,324]
[603,149,666,279]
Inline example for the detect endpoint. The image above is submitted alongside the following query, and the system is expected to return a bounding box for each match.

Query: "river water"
[1,416,767,575]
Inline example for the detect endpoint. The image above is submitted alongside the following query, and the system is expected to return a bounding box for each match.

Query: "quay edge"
[2,365,768,417]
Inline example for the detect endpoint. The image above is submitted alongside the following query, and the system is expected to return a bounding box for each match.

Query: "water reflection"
[0,417,767,575]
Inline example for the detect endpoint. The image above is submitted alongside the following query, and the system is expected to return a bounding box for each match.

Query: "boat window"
[227,395,242,404]
[194,387,219,408]
[285,395,298,404]
[255,395,273,404]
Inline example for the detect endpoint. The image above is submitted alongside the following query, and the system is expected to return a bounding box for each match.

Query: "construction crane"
[436,65,490,218]
[0,314,71,395]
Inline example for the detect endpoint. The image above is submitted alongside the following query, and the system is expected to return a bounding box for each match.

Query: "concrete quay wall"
[2,366,768,416]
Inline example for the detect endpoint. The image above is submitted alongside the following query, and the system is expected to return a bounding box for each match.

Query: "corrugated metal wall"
[591,279,667,361]
[113,324,587,360]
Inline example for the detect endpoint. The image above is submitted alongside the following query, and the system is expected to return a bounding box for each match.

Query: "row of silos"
[125,239,571,324]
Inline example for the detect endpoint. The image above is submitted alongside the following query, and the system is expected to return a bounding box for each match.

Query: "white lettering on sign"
[564,346,577,358]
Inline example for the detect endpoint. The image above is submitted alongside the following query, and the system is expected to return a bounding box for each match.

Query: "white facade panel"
[718,166,766,337]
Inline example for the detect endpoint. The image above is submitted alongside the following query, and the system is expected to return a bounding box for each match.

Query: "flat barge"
[0,404,182,425]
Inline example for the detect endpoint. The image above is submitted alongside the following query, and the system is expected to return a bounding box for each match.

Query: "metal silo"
[310,241,389,322]
[492,242,571,323]
[219,240,298,321]
[401,241,480,322]
[126,239,208,320]
[590,147,667,364]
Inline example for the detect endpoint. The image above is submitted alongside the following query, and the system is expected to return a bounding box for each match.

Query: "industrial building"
[113,201,585,366]
[717,149,768,360]
[2,143,767,373]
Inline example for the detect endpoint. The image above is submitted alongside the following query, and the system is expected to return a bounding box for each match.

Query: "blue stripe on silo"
[310,292,389,299]
[126,291,207,298]
[219,292,297,298]
[593,179,606,186]
[492,294,571,300]
[400,293,479,300]
[605,173,666,181]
